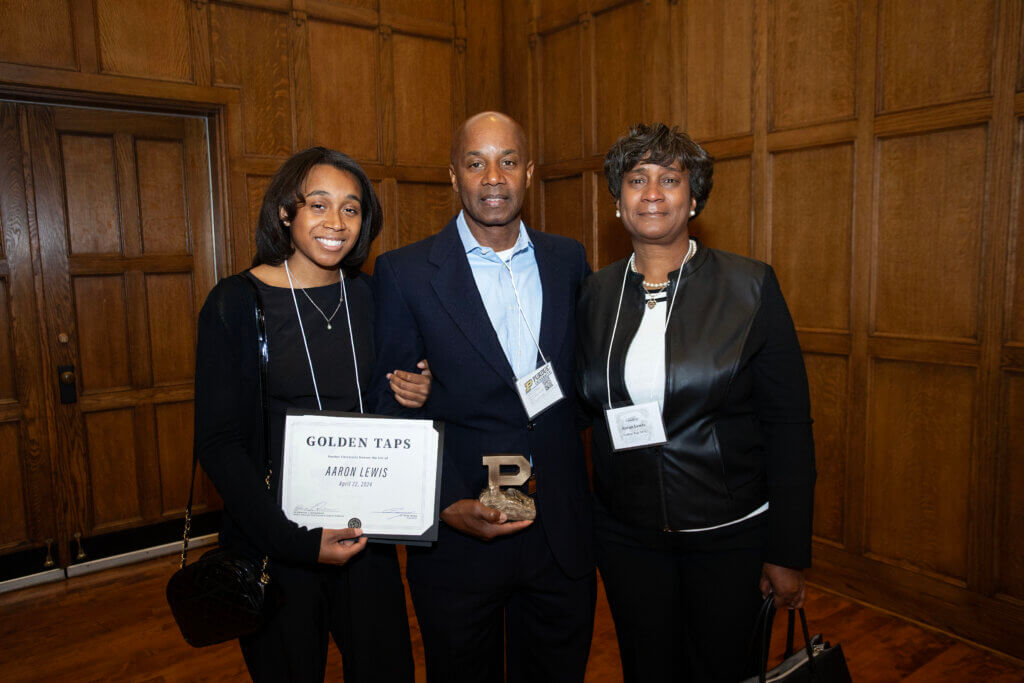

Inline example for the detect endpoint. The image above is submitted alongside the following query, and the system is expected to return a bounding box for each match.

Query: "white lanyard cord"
[660,239,695,333]
[605,262,631,409]
[284,261,364,413]
[605,240,697,409]
[341,275,364,413]
[499,257,548,366]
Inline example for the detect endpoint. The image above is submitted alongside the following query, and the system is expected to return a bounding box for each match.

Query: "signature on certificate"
[292,501,337,515]
[377,507,419,520]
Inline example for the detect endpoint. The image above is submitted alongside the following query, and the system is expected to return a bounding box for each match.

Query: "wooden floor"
[1,550,1022,682]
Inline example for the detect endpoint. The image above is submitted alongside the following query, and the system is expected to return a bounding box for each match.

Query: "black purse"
[742,595,853,683]
[166,274,280,648]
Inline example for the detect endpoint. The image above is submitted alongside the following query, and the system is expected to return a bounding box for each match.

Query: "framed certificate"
[281,409,444,544]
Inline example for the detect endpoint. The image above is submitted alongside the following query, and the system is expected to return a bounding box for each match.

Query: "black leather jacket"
[577,244,816,567]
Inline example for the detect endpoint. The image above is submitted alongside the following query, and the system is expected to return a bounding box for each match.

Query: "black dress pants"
[596,520,765,683]
[408,522,596,683]
[239,544,414,683]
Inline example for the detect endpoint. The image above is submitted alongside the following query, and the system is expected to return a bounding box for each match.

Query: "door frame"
[0,85,232,568]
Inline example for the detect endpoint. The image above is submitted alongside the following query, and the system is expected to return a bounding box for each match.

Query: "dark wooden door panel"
[22,103,219,555]
[0,104,59,566]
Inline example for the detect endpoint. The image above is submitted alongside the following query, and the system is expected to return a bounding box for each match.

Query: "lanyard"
[604,240,696,409]
[284,261,364,413]
[499,256,548,367]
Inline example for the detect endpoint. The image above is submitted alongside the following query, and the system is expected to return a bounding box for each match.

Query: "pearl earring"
[615,208,621,218]
[689,210,695,217]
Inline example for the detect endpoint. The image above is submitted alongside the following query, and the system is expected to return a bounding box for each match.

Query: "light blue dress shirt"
[456,211,544,379]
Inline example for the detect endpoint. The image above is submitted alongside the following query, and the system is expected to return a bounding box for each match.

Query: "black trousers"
[596,523,765,683]
[408,522,596,683]
[239,544,414,683]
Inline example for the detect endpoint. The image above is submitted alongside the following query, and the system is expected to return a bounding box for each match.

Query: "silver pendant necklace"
[286,261,343,330]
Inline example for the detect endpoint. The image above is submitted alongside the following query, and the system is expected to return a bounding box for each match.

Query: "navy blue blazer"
[368,217,594,581]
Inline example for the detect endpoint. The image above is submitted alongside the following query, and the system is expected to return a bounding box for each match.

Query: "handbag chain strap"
[180,274,273,586]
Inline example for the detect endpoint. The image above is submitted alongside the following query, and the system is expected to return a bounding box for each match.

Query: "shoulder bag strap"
[179,274,272,569]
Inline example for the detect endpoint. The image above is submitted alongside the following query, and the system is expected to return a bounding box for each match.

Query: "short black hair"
[252,147,382,272]
[603,123,714,217]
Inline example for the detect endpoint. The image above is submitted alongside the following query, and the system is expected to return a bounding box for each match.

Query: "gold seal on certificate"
[280,410,443,543]
[478,454,536,521]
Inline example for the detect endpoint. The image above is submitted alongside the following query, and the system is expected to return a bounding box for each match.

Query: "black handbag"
[166,274,280,648]
[742,595,853,683]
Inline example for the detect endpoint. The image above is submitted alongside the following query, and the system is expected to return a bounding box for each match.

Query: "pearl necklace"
[629,240,698,290]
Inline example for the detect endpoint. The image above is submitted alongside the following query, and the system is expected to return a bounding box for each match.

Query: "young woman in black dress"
[194,147,429,682]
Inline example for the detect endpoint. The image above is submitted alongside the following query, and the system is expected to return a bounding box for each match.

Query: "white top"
[624,290,668,410]
[622,280,769,533]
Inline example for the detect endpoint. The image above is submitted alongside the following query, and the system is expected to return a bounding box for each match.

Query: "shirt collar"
[456,210,533,260]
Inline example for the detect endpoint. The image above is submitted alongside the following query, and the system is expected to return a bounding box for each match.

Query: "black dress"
[194,271,413,682]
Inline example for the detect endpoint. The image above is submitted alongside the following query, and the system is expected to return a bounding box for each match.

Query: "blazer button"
[526,421,536,431]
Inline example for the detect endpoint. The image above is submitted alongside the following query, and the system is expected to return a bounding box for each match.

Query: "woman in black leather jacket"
[576,124,816,682]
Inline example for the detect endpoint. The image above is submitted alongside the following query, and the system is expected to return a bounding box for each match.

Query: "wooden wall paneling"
[864,359,976,583]
[877,0,995,114]
[452,0,468,125]
[964,0,1021,597]
[209,3,293,157]
[94,0,193,82]
[381,0,452,27]
[681,0,754,142]
[0,0,77,70]
[0,104,58,559]
[804,352,849,547]
[593,173,630,268]
[838,0,881,562]
[1013,120,1024,344]
[768,0,858,131]
[377,24,397,166]
[997,370,1024,600]
[464,0,504,115]
[542,175,586,249]
[591,2,645,153]
[306,20,380,160]
[539,23,584,164]
[871,126,987,341]
[645,0,675,127]
[396,182,454,246]
[392,34,454,166]
[751,0,770,263]
[188,0,213,87]
[770,143,854,332]
[688,155,752,257]
[290,7,313,151]
[68,0,99,73]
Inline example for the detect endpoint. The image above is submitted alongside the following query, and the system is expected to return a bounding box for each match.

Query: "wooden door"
[0,106,60,572]
[11,103,219,564]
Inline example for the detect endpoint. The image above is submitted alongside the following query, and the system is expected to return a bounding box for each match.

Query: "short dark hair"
[252,147,382,272]
[603,123,714,217]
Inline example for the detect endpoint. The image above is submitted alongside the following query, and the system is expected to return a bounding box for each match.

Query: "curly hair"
[603,123,714,217]
[252,147,382,273]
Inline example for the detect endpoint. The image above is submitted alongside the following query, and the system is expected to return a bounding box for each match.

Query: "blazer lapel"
[532,229,571,364]
[429,220,517,390]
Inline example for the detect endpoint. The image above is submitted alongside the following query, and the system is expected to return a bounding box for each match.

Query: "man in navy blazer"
[369,112,595,682]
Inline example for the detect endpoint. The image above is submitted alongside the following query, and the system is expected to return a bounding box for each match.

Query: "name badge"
[605,401,668,451]
[515,361,564,419]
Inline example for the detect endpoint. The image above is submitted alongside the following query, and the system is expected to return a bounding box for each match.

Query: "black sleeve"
[751,267,817,569]
[367,254,427,419]
[368,255,470,510]
[574,242,595,431]
[194,285,321,564]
